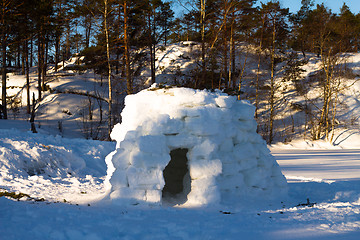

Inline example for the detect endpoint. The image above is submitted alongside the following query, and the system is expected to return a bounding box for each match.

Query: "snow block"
[145,190,162,203]
[215,95,236,108]
[189,159,222,179]
[127,167,165,190]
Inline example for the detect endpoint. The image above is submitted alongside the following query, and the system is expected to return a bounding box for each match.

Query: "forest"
[1,0,360,143]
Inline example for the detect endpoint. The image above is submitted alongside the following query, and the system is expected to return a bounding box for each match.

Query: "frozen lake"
[272,149,360,182]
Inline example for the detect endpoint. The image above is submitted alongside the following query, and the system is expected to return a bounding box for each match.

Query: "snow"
[1,140,360,239]
[0,127,115,204]
[2,102,359,240]
[1,137,360,238]
[1,44,360,239]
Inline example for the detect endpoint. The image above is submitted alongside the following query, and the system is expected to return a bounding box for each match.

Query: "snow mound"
[105,86,287,207]
[0,128,111,178]
[0,126,115,204]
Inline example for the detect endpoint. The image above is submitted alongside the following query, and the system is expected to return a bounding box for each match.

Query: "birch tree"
[102,0,114,139]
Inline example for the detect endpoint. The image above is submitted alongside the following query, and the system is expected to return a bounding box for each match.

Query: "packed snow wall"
[105,86,287,207]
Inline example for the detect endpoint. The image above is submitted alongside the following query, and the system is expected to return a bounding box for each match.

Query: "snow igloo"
[105,86,287,207]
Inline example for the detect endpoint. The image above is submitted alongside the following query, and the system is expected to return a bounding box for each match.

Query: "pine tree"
[32,0,55,100]
[157,1,174,46]
[336,3,357,52]
[289,0,314,57]
[0,0,22,119]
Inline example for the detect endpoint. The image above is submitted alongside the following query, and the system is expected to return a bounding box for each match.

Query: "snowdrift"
[0,127,113,179]
[105,86,287,207]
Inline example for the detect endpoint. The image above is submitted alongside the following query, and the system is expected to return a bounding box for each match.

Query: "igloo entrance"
[162,148,191,205]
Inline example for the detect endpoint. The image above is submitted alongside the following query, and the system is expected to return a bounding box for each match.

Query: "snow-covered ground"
[0,120,360,239]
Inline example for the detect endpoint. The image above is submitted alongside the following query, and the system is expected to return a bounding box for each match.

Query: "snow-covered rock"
[105,86,287,207]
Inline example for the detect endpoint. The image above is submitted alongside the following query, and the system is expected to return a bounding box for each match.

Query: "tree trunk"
[30,37,33,67]
[200,0,206,88]
[316,48,332,140]
[104,0,112,139]
[1,35,7,119]
[17,44,20,69]
[30,93,37,133]
[124,0,132,94]
[223,24,228,88]
[148,13,155,84]
[152,9,156,84]
[255,15,266,119]
[55,1,62,72]
[116,3,121,75]
[330,78,340,142]
[66,26,71,60]
[85,20,91,49]
[237,51,248,100]
[21,45,25,75]
[42,39,47,89]
[231,31,236,88]
[269,17,276,144]
[37,37,42,101]
[55,34,60,72]
[25,40,30,114]
[164,20,168,46]
[228,22,233,89]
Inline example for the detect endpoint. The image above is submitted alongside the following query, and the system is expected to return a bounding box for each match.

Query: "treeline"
[0,0,176,138]
[1,0,360,142]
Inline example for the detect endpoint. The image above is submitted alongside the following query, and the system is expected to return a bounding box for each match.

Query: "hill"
[1,42,360,146]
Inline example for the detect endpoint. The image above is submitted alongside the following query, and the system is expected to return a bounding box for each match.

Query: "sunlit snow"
[1,44,360,239]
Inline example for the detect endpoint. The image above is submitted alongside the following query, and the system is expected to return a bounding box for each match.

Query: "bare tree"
[0,0,14,119]
[103,0,113,139]
[124,0,132,94]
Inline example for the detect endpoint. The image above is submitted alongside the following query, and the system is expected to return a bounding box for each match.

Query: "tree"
[103,0,114,139]
[229,0,256,91]
[123,0,131,94]
[146,0,160,84]
[335,3,357,52]
[75,0,97,50]
[54,0,75,72]
[32,0,55,101]
[253,7,266,118]
[199,0,206,87]
[16,0,34,114]
[157,1,174,46]
[0,0,21,119]
[259,1,289,144]
[289,0,314,57]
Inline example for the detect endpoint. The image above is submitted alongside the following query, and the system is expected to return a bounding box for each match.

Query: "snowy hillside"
[3,42,360,145]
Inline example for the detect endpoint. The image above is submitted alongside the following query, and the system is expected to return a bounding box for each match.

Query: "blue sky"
[260,0,360,13]
[171,1,360,17]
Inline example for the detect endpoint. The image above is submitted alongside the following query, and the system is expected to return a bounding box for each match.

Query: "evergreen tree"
[289,0,314,57]
[32,0,56,100]
[157,1,175,46]
[335,3,357,52]
[1,0,22,119]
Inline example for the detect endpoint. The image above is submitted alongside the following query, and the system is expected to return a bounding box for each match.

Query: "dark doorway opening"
[162,148,191,206]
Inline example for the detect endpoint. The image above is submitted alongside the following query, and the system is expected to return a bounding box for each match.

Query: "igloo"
[104,86,287,207]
